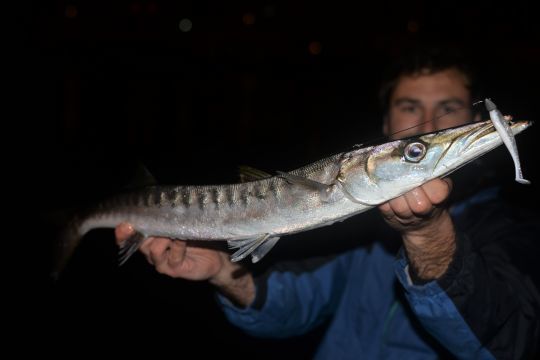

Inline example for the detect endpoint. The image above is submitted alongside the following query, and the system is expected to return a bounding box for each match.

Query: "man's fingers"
[155,241,186,276]
[404,187,432,216]
[378,202,393,218]
[141,238,172,266]
[115,223,135,245]
[139,237,153,256]
[422,178,453,205]
[388,196,413,219]
[168,240,187,268]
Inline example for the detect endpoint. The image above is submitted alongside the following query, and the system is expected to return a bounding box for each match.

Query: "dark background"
[20,0,540,357]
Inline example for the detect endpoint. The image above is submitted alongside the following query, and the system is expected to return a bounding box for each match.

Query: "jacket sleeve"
[394,202,540,359]
[216,249,359,338]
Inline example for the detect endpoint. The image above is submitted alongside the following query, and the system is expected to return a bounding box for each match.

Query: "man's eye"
[442,105,459,114]
[400,106,417,113]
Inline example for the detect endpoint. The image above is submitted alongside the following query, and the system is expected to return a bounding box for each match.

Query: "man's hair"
[378,46,480,116]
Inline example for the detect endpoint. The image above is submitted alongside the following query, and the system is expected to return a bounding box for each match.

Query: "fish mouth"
[460,122,496,154]
[432,119,532,178]
[461,119,532,154]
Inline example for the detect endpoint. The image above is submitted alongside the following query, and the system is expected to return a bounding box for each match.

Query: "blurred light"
[65,5,78,19]
[130,2,142,14]
[308,41,322,55]
[407,20,419,33]
[263,5,275,18]
[179,18,192,32]
[242,13,256,26]
[147,2,158,14]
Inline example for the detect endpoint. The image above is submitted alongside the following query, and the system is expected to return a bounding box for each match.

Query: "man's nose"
[418,110,436,133]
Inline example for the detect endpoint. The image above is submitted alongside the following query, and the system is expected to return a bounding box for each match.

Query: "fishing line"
[389,104,476,138]
[357,104,476,148]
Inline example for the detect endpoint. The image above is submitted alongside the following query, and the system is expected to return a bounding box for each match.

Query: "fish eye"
[404,142,426,162]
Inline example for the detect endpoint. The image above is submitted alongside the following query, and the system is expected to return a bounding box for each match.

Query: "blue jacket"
[217,189,540,359]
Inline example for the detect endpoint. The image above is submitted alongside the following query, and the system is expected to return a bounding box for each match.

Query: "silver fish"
[485,98,530,184]
[56,118,532,273]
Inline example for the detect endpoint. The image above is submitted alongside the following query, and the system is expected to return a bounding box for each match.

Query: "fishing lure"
[485,98,530,184]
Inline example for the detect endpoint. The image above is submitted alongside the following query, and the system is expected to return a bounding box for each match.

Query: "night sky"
[22,1,540,357]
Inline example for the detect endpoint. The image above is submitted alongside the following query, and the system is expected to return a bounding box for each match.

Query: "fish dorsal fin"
[125,163,158,189]
[239,165,272,182]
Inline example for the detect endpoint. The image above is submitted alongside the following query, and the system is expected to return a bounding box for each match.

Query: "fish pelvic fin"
[228,234,280,263]
[250,236,280,263]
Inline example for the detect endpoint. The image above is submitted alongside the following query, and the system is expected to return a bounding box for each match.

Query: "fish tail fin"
[51,215,85,281]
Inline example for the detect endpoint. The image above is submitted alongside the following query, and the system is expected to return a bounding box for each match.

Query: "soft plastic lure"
[485,98,530,184]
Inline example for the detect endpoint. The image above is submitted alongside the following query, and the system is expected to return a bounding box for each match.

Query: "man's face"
[384,68,474,139]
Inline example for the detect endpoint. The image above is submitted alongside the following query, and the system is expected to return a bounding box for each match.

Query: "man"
[116,48,540,358]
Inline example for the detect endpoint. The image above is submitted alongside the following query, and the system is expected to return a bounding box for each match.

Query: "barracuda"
[56,118,531,274]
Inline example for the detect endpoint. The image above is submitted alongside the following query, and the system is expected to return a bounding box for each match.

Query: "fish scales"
[55,118,532,274]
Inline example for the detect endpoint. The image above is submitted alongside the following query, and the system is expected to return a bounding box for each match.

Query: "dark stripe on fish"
[197,188,208,210]
[226,185,236,207]
[254,181,267,200]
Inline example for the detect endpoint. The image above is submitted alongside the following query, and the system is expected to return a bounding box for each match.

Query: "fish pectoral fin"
[277,171,330,192]
[228,234,279,263]
[239,165,272,182]
[118,231,145,266]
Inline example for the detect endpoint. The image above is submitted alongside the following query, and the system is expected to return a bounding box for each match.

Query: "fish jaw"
[338,119,532,205]
[430,119,532,179]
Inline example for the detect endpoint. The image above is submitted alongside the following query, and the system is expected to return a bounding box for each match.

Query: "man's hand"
[115,223,256,307]
[115,223,225,280]
[378,178,456,280]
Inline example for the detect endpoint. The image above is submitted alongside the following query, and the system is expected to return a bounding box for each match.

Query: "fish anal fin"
[118,231,145,266]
